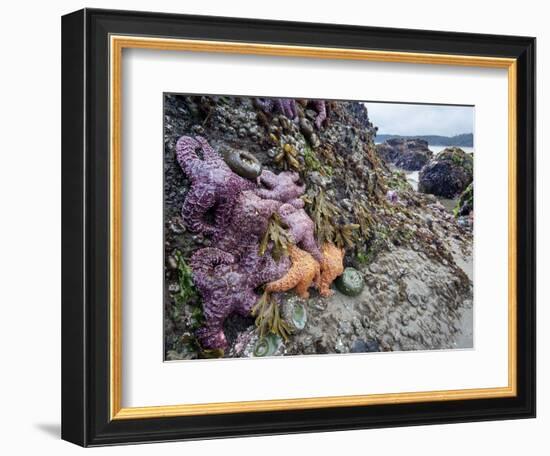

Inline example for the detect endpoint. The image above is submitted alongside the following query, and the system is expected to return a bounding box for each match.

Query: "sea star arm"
[181,187,217,235]
[195,136,223,163]
[313,100,327,129]
[288,198,305,209]
[300,233,323,263]
[175,136,201,175]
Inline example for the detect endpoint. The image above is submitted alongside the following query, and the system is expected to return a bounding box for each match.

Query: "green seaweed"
[306,189,361,249]
[453,182,474,217]
[259,213,293,261]
[386,171,411,191]
[173,250,199,307]
[334,223,360,249]
[251,291,292,341]
[356,251,370,265]
[354,202,375,238]
[303,146,322,171]
[307,189,338,245]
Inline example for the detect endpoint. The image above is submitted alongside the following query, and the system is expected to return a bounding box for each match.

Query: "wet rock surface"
[163,94,473,360]
[455,182,474,216]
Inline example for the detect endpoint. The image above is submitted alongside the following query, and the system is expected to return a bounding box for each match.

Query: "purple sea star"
[214,190,283,255]
[191,246,289,349]
[175,136,255,235]
[278,203,322,262]
[255,170,305,208]
[386,190,398,204]
[256,98,298,121]
[311,100,327,129]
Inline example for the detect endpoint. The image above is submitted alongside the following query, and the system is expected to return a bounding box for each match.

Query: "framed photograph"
[61,8,536,446]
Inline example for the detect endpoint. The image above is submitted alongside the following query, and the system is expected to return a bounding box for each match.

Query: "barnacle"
[273,143,302,171]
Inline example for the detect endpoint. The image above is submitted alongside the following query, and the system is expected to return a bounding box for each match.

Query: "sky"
[364,102,474,137]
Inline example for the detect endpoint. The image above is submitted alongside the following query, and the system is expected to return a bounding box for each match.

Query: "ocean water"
[373,142,474,155]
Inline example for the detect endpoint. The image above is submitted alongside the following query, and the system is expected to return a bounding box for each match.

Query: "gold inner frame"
[109,35,518,420]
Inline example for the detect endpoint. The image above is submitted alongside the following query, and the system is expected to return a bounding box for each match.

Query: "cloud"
[364,102,474,136]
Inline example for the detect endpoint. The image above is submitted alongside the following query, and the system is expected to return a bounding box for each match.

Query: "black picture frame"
[62,8,536,447]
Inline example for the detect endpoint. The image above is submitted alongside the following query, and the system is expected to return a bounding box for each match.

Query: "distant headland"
[375,133,473,147]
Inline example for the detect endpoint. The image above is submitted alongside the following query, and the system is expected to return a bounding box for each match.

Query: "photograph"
[163,95,475,360]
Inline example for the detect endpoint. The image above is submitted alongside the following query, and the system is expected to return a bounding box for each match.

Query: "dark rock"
[376,138,433,171]
[365,339,380,352]
[223,314,255,346]
[351,338,380,353]
[455,182,473,216]
[351,339,367,353]
[419,147,473,198]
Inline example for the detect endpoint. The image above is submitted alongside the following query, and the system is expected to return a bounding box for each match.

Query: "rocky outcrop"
[455,182,473,216]
[376,138,433,171]
[418,147,473,198]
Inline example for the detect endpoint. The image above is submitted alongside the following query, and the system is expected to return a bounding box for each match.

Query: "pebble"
[168,283,180,293]
[339,320,353,335]
[350,339,368,353]
[167,256,178,270]
[191,124,204,135]
[334,338,346,353]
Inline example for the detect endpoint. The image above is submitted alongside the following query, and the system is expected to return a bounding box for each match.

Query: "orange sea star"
[265,245,320,299]
[319,243,345,297]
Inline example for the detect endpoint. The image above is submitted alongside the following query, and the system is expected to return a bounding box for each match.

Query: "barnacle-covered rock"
[335,267,364,296]
[351,338,380,353]
[299,117,321,148]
